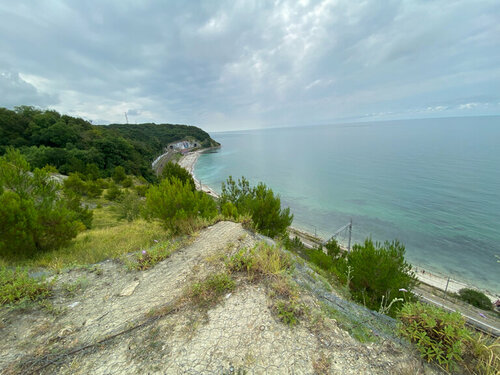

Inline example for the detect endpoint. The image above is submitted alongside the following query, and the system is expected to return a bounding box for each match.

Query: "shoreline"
[179,150,498,302]
[178,149,220,198]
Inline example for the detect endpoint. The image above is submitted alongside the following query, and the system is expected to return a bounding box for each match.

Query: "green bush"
[398,302,470,372]
[324,238,342,259]
[121,176,133,188]
[112,165,126,183]
[0,267,53,306]
[64,173,102,198]
[309,249,335,271]
[145,177,217,234]
[118,191,144,222]
[64,191,93,229]
[334,238,417,316]
[0,149,85,258]
[189,273,235,308]
[458,288,492,311]
[161,162,195,190]
[221,201,238,219]
[104,183,123,201]
[220,176,293,238]
[85,180,103,198]
[134,184,149,197]
[63,173,87,195]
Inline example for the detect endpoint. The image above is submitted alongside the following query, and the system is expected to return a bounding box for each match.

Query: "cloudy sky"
[1,0,499,131]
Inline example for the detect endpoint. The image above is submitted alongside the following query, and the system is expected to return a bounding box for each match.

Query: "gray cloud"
[0,70,57,108]
[0,0,498,130]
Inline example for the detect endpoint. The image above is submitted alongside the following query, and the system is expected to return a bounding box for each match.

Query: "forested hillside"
[0,106,218,181]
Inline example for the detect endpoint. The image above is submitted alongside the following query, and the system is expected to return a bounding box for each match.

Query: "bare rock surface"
[0,221,441,374]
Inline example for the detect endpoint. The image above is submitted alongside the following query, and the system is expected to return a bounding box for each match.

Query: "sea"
[194,116,500,293]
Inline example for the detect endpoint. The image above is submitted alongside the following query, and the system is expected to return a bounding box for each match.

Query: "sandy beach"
[178,149,219,198]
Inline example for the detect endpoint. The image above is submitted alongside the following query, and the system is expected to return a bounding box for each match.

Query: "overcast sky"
[1,0,499,131]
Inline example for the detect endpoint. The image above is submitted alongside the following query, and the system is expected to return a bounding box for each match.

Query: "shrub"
[458,288,492,311]
[118,191,144,222]
[282,235,309,260]
[0,267,53,306]
[64,191,93,229]
[161,162,195,191]
[64,173,102,198]
[145,177,217,234]
[0,149,85,258]
[63,173,87,195]
[121,176,133,188]
[112,165,126,183]
[324,238,342,259]
[334,238,417,316]
[226,242,292,278]
[104,183,123,201]
[309,248,335,271]
[134,184,149,197]
[221,201,238,219]
[397,302,500,373]
[220,176,293,238]
[189,273,235,308]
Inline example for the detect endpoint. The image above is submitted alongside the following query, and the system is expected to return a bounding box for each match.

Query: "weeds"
[225,242,292,279]
[0,268,53,306]
[127,239,185,271]
[398,302,468,371]
[189,273,235,308]
[273,300,303,326]
[61,277,89,298]
[29,219,170,270]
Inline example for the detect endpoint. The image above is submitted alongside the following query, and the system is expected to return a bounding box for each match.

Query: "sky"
[0,0,499,131]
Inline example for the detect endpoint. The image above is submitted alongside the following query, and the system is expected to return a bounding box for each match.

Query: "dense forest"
[0,106,219,181]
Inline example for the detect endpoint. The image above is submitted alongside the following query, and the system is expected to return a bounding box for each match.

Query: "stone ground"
[0,222,442,375]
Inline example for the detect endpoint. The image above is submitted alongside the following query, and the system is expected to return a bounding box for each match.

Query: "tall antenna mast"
[124,112,129,124]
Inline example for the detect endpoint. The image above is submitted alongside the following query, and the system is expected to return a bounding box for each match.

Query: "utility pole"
[347,218,352,251]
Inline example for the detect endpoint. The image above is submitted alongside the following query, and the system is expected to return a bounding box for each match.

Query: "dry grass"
[28,219,170,270]
[225,242,292,280]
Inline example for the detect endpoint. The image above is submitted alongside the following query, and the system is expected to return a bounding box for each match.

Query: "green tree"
[112,165,126,183]
[220,176,293,238]
[0,149,85,258]
[161,162,195,190]
[334,238,417,316]
[246,183,293,237]
[145,177,217,233]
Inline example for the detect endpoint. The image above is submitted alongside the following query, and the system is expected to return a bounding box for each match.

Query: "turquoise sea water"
[194,117,500,293]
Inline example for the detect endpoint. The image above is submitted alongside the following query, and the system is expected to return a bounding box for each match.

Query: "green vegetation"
[0,149,89,258]
[283,235,417,317]
[161,161,195,190]
[334,239,417,317]
[189,273,235,308]
[145,177,217,234]
[225,242,292,279]
[16,218,169,270]
[220,176,293,238]
[457,288,492,311]
[0,106,218,181]
[127,239,186,271]
[0,268,53,306]
[398,302,499,374]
